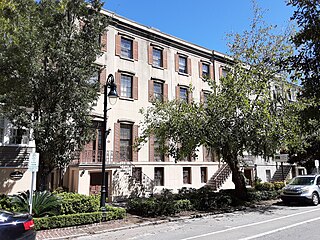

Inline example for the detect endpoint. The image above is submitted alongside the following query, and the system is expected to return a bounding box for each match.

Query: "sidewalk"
[36,200,280,240]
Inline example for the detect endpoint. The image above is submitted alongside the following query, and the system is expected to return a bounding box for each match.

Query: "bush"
[57,192,100,215]
[255,182,275,191]
[0,194,16,212]
[174,199,193,211]
[248,189,281,202]
[11,191,61,217]
[34,207,126,230]
[273,181,285,190]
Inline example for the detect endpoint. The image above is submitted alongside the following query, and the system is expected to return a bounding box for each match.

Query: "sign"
[315,160,319,168]
[9,171,24,181]
[28,152,39,172]
[274,154,289,162]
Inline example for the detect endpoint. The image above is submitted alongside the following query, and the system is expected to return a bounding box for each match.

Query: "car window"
[289,177,315,185]
[317,177,320,185]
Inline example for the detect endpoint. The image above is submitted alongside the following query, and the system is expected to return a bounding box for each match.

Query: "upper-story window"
[120,124,132,161]
[153,48,163,68]
[116,35,138,61]
[153,82,163,102]
[180,87,189,102]
[154,137,164,162]
[202,63,210,78]
[148,79,168,103]
[115,72,138,100]
[121,38,133,59]
[121,74,133,98]
[179,56,188,74]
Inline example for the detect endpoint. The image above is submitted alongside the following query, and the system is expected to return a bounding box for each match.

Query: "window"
[0,117,4,143]
[88,71,99,85]
[201,167,207,183]
[9,128,29,145]
[202,63,209,78]
[203,146,215,162]
[121,74,133,98]
[221,68,228,78]
[179,56,187,74]
[183,167,192,184]
[153,82,163,102]
[154,137,164,162]
[266,170,271,182]
[121,38,133,59]
[180,87,188,102]
[132,167,142,183]
[153,48,163,67]
[154,167,164,186]
[120,124,132,161]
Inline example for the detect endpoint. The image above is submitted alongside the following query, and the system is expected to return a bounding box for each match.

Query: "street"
[76,203,320,240]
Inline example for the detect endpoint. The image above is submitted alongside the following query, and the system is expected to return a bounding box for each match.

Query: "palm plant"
[11,191,61,217]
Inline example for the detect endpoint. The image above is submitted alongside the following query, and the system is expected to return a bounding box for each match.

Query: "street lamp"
[101,74,118,221]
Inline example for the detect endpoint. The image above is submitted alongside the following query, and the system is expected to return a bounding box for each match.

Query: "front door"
[89,172,108,195]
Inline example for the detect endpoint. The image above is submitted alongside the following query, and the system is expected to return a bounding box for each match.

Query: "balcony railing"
[74,150,124,165]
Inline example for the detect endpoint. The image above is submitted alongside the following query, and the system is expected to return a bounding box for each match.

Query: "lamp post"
[101,74,118,221]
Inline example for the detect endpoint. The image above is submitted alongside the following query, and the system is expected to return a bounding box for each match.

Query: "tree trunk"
[226,157,248,200]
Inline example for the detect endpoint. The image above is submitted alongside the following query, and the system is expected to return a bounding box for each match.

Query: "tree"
[286,0,320,171]
[0,0,108,189]
[138,4,295,200]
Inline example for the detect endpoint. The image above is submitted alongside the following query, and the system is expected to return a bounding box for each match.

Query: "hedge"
[34,208,126,230]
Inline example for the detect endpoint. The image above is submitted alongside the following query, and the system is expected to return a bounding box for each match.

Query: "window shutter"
[187,58,192,76]
[115,72,121,96]
[219,66,223,79]
[148,80,154,102]
[133,76,138,100]
[149,135,154,162]
[163,50,168,69]
[200,90,204,104]
[188,89,192,104]
[115,35,121,56]
[113,122,120,162]
[210,65,214,80]
[132,125,138,161]
[101,31,107,52]
[175,54,179,72]
[199,61,202,78]
[148,45,153,65]
[100,68,106,93]
[175,85,180,100]
[163,83,168,102]
[133,40,138,61]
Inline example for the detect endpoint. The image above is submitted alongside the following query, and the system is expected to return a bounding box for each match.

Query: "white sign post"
[315,160,319,174]
[28,152,39,215]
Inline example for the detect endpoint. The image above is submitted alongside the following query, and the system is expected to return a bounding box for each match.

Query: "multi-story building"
[0,9,302,198]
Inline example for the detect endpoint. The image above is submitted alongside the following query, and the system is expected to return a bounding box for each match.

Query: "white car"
[280,175,320,205]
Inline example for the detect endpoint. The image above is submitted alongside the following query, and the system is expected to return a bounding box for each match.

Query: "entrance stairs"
[206,164,231,191]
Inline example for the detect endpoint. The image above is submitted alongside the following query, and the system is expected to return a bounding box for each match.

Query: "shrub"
[248,189,281,202]
[174,199,193,211]
[273,181,285,190]
[11,191,61,217]
[255,182,275,191]
[57,192,100,215]
[0,194,16,212]
[34,207,126,230]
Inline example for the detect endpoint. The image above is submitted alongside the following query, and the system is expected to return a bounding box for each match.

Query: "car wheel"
[311,192,319,206]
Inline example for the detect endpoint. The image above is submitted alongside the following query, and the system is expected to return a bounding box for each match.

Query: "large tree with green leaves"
[0,0,108,189]
[286,0,320,171]
[138,4,296,200]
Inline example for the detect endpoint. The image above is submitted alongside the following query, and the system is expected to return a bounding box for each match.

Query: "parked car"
[281,175,320,205]
[0,210,36,240]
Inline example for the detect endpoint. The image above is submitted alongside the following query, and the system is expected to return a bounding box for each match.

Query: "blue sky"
[103,0,296,54]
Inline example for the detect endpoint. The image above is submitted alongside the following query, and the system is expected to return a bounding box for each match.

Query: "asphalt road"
[77,203,320,240]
